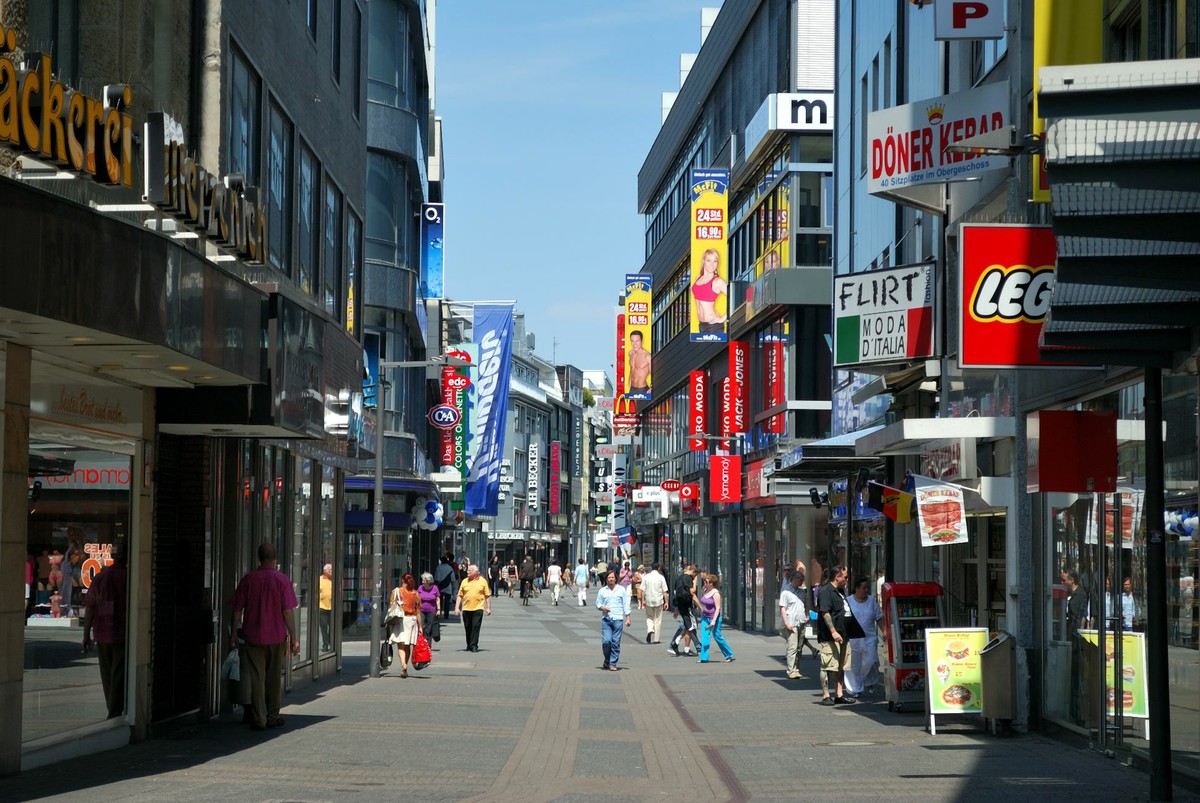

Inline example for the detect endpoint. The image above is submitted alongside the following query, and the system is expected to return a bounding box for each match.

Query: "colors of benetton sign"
[834,264,934,368]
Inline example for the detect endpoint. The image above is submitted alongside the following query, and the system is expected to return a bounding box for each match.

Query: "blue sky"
[437,1,707,382]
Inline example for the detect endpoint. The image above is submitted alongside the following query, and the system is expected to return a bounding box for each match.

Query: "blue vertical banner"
[420,203,445,299]
[464,304,515,516]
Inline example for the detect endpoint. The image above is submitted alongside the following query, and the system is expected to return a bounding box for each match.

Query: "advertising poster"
[549,441,562,515]
[1078,630,1149,719]
[960,224,1073,368]
[623,275,653,400]
[913,475,969,547]
[419,203,445,299]
[464,304,514,517]
[615,307,626,397]
[925,628,988,715]
[689,168,730,342]
[833,263,935,367]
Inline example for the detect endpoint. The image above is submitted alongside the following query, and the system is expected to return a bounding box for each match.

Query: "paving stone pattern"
[3,593,1196,802]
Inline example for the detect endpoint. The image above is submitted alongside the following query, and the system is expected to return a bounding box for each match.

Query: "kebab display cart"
[881,581,945,712]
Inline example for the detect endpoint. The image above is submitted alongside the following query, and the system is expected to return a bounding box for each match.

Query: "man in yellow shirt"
[454,564,492,653]
[319,564,333,652]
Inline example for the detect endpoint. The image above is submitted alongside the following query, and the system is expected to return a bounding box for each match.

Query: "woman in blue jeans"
[697,574,735,663]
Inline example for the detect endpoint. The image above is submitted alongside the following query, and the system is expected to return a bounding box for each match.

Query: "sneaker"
[834,696,856,705]
[724,657,736,663]
[667,642,679,656]
[266,716,286,728]
[684,648,695,656]
[786,671,803,679]
[646,633,652,644]
[819,697,836,706]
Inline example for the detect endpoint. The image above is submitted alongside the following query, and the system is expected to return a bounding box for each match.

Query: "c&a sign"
[959,224,1076,368]
[0,27,134,186]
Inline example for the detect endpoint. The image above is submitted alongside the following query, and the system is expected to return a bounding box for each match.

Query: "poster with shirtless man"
[623,274,653,400]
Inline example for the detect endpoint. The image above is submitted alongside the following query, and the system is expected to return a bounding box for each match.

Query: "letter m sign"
[934,0,1004,40]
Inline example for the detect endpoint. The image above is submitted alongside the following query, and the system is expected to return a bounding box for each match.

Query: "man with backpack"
[434,555,457,620]
[666,565,700,656]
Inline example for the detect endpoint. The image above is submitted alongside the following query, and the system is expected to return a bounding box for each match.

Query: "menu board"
[925,628,988,716]
[1078,630,1149,718]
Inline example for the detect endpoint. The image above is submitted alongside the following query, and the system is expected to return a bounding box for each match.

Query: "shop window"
[351,2,363,119]
[318,464,338,655]
[367,0,408,108]
[229,47,261,186]
[323,181,343,318]
[307,0,318,40]
[292,457,313,666]
[345,210,361,335]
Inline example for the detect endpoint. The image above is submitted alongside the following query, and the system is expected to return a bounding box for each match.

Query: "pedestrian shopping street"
[5,593,1191,803]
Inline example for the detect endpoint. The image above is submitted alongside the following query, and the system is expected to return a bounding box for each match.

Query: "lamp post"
[369,356,469,678]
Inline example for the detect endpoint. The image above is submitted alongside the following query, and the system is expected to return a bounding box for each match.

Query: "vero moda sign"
[465,304,515,516]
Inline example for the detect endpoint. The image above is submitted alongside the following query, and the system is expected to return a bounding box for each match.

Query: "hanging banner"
[440,365,460,470]
[615,308,626,397]
[710,455,742,503]
[419,203,445,299]
[527,440,540,512]
[623,275,653,400]
[765,341,786,433]
[612,452,629,530]
[689,168,730,342]
[464,304,515,516]
[913,474,968,547]
[1078,630,1150,719]
[689,370,708,451]
[549,441,562,515]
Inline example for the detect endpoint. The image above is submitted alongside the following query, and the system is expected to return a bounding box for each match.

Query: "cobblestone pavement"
[4,592,1196,802]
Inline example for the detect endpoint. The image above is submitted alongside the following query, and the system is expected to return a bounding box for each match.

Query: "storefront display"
[882,581,945,713]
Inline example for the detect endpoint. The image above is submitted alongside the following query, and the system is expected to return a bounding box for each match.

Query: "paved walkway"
[5,592,1195,802]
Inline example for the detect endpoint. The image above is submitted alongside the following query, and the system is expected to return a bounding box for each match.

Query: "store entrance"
[946,515,1007,631]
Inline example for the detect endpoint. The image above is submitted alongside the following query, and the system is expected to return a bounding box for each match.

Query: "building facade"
[0,0,367,773]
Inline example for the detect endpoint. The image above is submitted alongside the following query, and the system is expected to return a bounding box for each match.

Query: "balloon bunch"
[411,496,444,531]
[1164,510,1197,540]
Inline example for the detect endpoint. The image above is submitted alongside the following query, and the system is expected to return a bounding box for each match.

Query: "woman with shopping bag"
[386,574,421,677]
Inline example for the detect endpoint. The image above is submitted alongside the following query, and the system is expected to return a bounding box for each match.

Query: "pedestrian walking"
[506,560,518,597]
[230,543,299,730]
[574,558,590,606]
[696,574,735,663]
[434,555,457,620]
[81,542,127,719]
[418,572,441,645]
[779,568,808,679]
[318,563,334,652]
[596,570,632,670]
[640,562,669,644]
[545,558,563,605]
[667,565,700,656]
[487,555,501,600]
[519,556,536,605]
[455,564,491,652]
[387,573,421,677]
[845,576,883,697]
[817,566,854,706]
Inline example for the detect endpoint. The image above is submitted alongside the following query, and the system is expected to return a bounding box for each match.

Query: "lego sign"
[935,0,1005,40]
[959,224,1078,367]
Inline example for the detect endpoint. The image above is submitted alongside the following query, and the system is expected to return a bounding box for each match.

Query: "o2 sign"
[428,404,461,430]
[933,0,1003,40]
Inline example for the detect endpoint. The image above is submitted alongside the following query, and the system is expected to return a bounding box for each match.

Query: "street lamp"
[369,355,470,678]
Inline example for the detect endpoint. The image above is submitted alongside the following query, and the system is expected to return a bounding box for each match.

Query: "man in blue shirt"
[596,570,632,671]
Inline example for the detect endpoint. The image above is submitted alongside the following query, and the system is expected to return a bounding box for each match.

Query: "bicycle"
[521,579,533,606]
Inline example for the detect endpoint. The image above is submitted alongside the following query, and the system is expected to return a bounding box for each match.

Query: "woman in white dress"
[845,576,884,697]
[388,573,421,678]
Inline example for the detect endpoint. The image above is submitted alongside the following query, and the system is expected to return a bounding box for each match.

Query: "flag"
[617,527,637,546]
[464,304,514,516]
[866,481,914,524]
[911,474,968,547]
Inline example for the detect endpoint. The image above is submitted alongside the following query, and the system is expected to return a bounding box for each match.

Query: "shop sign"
[679,483,700,501]
[31,461,131,491]
[633,486,667,503]
[935,0,1004,40]
[744,92,835,165]
[549,441,562,515]
[721,342,748,446]
[612,453,628,530]
[660,479,683,492]
[764,341,786,433]
[744,459,773,500]
[596,444,617,457]
[1026,409,1116,493]
[867,81,1010,196]
[0,32,134,186]
[1078,630,1149,719]
[419,203,444,299]
[689,370,708,451]
[960,224,1076,368]
[709,455,742,503]
[833,263,935,367]
[528,440,540,511]
[144,112,266,262]
[439,366,462,469]
[573,412,583,478]
[919,439,975,483]
[46,385,134,428]
[615,311,626,400]
[925,628,988,717]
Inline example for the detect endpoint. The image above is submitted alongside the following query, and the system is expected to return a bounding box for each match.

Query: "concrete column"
[129,389,156,742]
[0,345,31,775]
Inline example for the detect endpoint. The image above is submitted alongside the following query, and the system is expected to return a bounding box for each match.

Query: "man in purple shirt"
[230,543,299,731]
[82,543,128,719]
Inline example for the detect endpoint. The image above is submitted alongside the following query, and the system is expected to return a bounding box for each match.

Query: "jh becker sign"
[959,224,1077,368]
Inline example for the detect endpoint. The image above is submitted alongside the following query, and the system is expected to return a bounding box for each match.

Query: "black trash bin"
[980,631,1015,733]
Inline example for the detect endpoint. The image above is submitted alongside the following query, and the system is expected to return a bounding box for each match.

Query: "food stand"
[881,581,945,712]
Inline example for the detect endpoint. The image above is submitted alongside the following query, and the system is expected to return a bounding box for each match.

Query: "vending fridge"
[881,581,945,712]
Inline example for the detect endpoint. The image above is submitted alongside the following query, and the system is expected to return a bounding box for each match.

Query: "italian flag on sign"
[834,307,933,366]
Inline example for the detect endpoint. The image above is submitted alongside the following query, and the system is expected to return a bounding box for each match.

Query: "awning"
[773,424,886,481]
[1039,59,1200,368]
[854,416,1015,457]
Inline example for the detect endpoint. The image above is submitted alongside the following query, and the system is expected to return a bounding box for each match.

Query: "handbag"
[412,631,432,670]
[379,640,393,669]
[432,615,441,643]
[384,595,404,625]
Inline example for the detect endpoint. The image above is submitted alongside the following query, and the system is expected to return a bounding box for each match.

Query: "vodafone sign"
[709,455,742,503]
[959,224,1075,368]
[689,370,707,451]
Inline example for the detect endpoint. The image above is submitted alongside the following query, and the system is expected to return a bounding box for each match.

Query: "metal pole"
[1143,366,1172,800]
[369,379,386,679]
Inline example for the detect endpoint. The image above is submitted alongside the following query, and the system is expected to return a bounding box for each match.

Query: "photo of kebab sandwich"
[942,684,973,706]
[920,497,964,543]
